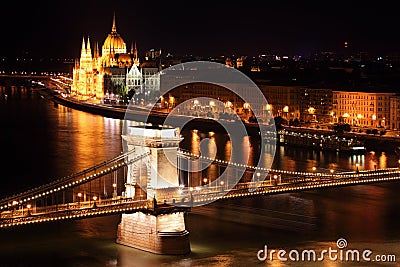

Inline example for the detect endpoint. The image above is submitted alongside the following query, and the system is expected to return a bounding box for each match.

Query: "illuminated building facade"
[163,82,243,117]
[164,81,397,129]
[258,85,302,121]
[390,94,400,130]
[333,91,394,128]
[71,14,160,101]
[258,85,333,123]
[166,83,334,123]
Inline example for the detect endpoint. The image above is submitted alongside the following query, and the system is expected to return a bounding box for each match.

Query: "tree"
[115,83,127,98]
[127,89,135,100]
[271,116,287,130]
[289,118,300,127]
[333,123,351,134]
[248,115,258,123]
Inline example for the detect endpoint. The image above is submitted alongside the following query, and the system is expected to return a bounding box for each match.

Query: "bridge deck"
[2,168,399,229]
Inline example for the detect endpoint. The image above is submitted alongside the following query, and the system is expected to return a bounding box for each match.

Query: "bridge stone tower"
[117,124,190,255]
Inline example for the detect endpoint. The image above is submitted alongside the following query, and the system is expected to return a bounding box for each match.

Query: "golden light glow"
[308,107,315,114]
[157,213,185,232]
[71,14,140,100]
[225,101,233,108]
[283,106,289,113]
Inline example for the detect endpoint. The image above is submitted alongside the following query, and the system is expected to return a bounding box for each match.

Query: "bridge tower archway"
[117,123,190,255]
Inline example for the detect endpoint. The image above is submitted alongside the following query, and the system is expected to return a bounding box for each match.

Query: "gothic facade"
[71,14,160,102]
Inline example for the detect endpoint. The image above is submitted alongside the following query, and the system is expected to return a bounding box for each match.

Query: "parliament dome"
[102,15,127,55]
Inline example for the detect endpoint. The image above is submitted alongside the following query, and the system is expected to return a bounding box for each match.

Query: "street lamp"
[372,114,376,127]
[11,200,18,218]
[330,169,334,179]
[112,183,117,198]
[311,167,319,180]
[77,192,82,207]
[92,196,98,208]
[273,174,278,185]
[355,163,360,173]
[256,172,261,182]
[26,204,31,216]
[203,178,208,186]
[220,181,224,191]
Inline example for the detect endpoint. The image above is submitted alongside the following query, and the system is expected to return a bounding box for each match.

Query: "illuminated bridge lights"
[2,154,400,228]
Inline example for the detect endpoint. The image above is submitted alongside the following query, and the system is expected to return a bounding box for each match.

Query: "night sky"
[1,0,399,58]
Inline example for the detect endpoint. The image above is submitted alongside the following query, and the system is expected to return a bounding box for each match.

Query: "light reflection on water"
[1,86,400,266]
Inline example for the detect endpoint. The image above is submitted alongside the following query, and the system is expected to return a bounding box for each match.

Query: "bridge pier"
[118,124,190,255]
[116,208,190,255]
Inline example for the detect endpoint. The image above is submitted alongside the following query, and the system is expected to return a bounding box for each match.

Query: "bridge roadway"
[0,197,151,229]
[154,166,400,206]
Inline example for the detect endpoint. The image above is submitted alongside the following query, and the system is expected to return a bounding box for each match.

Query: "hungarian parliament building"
[71,14,160,101]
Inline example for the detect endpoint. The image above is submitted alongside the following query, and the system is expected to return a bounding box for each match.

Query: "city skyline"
[2,1,400,264]
[2,1,400,58]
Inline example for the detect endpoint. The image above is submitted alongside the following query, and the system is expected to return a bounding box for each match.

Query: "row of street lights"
[5,181,119,218]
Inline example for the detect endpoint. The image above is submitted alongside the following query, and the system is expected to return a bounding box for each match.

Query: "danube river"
[1,84,400,266]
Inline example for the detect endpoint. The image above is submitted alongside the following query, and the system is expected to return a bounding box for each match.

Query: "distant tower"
[112,11,117,32]
[94,41,99,58]
[236,57,243,68]
[225,57,233,68]
[93,41,100,69]
[131,41,140,66]
[79,36,93,71]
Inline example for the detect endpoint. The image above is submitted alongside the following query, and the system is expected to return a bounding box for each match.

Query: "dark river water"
[1,84,400,267]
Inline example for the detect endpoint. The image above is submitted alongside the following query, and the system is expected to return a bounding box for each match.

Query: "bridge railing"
[0,196,153,223]
[0,151,150,211]
[154,168,400,206]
